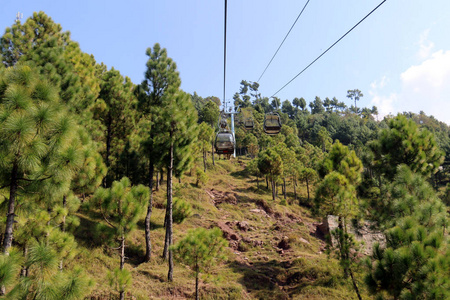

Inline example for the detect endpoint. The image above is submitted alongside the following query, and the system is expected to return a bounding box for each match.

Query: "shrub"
[173,197,192,224]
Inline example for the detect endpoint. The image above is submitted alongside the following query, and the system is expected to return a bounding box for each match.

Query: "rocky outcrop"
[317,215,386,255]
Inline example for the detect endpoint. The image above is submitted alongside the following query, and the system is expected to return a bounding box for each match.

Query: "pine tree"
[0,64,79,254]
[137,43,181,263]
[0,248,21,290]
[365,166,449,299]
[257,148,283,201]
[91,177,149,300]
[172,227,227,300]
[160,90,198,281]
[0,12,68,67]
[368,114,444,180]
[93,68,137,187]
[197,123,213,172]
[299,167,317,204]
[314,141,364,299]
[199,100,220,165]
[7,241,94,299]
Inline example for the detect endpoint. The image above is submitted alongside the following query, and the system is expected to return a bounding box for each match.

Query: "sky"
[1,0,450,124]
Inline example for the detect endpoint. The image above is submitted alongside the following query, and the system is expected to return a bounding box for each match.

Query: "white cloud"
[370,93,397,120]
[370,76,388,90]
[370,48,450,125]
[417,29,434,59]
[401,50,450,89]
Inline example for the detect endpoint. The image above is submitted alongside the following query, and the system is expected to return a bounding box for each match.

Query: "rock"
[236,221,251,231]
[253,240,264,247]
[216,221,241,243]
[317,215,386,255]
[230,233,239,241]
[299,237,310,245]
[277,236,290,250]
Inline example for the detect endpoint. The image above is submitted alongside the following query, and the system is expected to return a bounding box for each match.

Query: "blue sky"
[1,0,450,123]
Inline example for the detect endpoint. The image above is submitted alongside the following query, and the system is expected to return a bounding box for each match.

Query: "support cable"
[257,0,311,83]
[271,0,388,97]
[223,0,228,109]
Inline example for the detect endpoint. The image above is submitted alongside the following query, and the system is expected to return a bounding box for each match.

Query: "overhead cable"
[257,0,311,83]
[271,0,388,97]
[223,0,228,108]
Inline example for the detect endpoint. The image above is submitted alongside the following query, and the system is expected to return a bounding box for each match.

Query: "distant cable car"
[219,119,228,129]
[215,131,235,155]
[263,112,282,135]
[244,118,254,130]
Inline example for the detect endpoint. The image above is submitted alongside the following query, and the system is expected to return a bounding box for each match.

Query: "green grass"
[70,155,368,299]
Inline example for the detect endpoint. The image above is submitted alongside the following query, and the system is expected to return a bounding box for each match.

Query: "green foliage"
[368,114,444,180]
[0,248,22,289]
[173,227,227,272]
[0,64,85,252]
[1,12,67,67]
[91,177,149,237]
[199,100,220,126]
[257,148,283,180]
[107,268,132,299]
[173,197,192,224]
[7,242,93,300]
[315,172,355,217]
[346,89,363,111]
[365,166,449,300]
[315,141,363,218]
[172,227,228,298]
[319,140,363,185]
[195,168,209,188]
[93,68,137,186]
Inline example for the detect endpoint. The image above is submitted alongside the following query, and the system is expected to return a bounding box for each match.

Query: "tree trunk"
[60,195,67,270]
[271,178,276,201]
[120,235,125,270]
[21,246,29,277]
[195,269,199,300]
[203,150,207,172]
[159,168,164,186]
[167,133,174,282]
[283,177,287,200]
[119,235,125,300]
[293,178,297,202]
[266,176,269,189]
[211,141,215,166]
[306,178,310,203]
[349,268,362,300]
[144,161,154,262]
[163,205,169,259]
[3,162,18,254]
[103,112,112,188]
[155,171,159,191]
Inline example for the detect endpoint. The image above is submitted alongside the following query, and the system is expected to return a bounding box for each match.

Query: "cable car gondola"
[214,131,235,155]
[263,112,282,135]
[244,118,254,130]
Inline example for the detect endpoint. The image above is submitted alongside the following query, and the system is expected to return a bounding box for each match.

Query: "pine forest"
[0,12,448,300]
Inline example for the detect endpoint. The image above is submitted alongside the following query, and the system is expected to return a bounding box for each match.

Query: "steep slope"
[73,157,366,299]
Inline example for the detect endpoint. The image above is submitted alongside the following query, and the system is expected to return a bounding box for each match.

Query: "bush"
[173,197,192,224]
[196,168,209,187]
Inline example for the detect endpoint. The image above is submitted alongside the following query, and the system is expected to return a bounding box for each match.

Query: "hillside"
[71,157,364,300]
[1,12,448,300]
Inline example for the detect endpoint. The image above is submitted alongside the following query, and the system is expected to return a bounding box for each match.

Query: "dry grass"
[71,155,367,299]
